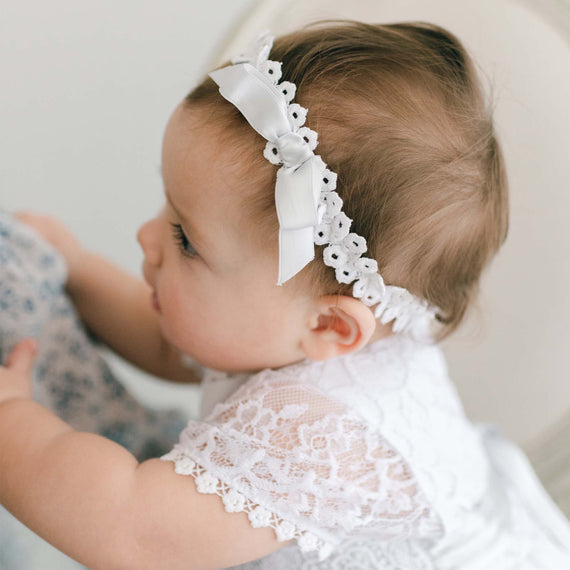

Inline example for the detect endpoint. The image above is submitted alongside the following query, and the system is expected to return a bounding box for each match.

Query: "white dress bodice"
[163,335,570,569]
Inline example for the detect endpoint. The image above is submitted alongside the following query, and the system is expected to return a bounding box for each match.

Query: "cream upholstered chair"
[204,0,570,515]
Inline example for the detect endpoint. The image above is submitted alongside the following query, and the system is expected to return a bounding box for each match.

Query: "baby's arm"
[68,251,199,383]
[0,344,285,570]
[16,212,198,383]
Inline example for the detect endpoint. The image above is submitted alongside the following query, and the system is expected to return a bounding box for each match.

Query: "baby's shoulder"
[204,334,455,428]
[226,335,452,423]
[168,343,447,558]
[168,336,495,558]
[227,335,491,513]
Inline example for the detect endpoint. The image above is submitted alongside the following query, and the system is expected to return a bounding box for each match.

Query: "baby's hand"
[15,211,84,287]
[0,339,38,405]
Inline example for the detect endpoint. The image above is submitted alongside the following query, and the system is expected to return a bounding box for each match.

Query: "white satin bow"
[208,63,324,285]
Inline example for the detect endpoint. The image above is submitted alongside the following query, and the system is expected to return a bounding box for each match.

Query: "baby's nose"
[137,218,162,267]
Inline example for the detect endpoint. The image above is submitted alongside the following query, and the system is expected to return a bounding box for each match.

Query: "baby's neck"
[367,320,395,345]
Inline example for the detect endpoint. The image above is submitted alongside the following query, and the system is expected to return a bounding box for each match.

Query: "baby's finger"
[14,211,37,222]
[5,339,39,375]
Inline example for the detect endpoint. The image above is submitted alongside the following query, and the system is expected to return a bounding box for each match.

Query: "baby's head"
[138,20,509,373]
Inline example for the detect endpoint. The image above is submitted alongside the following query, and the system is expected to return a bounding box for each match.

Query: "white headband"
[208,32,442,342]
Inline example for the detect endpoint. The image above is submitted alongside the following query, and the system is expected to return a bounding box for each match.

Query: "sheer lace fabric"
[163,335,570,568]
[162,371,443,560]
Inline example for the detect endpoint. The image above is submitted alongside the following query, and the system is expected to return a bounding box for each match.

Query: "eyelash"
[170,223,198,258]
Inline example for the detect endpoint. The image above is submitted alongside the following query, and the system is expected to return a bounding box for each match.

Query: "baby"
[2,19,570,570]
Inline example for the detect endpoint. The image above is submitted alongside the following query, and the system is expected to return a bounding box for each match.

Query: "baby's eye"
[170,223,198,258]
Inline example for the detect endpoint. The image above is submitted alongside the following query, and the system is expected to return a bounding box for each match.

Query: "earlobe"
[301,295,377,361]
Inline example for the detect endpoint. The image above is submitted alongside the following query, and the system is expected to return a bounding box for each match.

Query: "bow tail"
[277,227,315,285]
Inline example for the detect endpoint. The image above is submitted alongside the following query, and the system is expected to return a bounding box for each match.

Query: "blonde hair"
[184,19,509,343]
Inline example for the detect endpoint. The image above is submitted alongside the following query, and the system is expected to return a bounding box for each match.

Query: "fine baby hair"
[188,19,509,344]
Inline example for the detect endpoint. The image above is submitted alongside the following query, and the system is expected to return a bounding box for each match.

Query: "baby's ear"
[300,295,377,361]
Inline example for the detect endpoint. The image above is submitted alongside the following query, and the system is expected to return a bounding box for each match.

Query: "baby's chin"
[178,341,307,374]
[195,354,305,375]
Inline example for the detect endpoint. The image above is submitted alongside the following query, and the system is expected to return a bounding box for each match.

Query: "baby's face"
[137,103,312,373]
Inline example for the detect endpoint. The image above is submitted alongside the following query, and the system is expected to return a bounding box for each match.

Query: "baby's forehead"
[165,102,278,247]
[168,103,262,182]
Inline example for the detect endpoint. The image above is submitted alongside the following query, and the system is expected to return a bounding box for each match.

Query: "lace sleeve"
[161,374,443,561]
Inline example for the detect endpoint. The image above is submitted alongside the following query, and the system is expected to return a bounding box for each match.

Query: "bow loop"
[209,60,322,285]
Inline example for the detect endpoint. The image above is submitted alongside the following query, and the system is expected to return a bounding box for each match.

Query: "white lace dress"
[161,334,570,569]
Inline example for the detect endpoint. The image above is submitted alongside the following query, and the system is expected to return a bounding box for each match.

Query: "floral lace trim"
[230,32,441,342]
[161,445,336,561]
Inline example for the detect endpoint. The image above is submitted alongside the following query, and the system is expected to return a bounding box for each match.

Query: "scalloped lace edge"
[160,444,335,561]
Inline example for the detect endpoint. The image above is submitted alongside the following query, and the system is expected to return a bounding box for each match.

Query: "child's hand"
[0,339,38,405]
[15,211,84,286]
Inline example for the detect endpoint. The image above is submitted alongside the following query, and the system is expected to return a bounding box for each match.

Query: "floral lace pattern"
[161,376,443,561]
[170,336,570,568]
[161,447,334,558]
